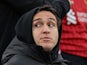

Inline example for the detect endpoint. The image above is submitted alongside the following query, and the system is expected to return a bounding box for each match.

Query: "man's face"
[32,11,59,52]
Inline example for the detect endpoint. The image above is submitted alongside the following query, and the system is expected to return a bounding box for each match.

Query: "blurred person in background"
[60,0,87,65]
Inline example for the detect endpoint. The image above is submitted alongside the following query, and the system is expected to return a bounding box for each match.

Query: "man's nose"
[42,25,50,34]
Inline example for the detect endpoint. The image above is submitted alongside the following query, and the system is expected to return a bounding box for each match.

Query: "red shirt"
[60,0,87,58]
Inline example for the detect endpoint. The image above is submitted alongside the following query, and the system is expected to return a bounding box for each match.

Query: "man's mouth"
[40,37,52,41]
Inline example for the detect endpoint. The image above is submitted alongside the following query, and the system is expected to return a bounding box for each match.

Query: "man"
[60,0,87,65]
[0,1,70,63]
[1,5,70,65]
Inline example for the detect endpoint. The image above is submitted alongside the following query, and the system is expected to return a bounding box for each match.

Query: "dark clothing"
[1,4,70,65]
[62,52,87,65]
[2,37,68,65]
[49,0,70,19]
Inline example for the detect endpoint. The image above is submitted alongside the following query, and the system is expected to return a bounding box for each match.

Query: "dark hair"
[35,5,61,29]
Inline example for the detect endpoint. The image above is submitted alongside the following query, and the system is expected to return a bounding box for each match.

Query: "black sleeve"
[2,0,46,14]
[49,0,70,19]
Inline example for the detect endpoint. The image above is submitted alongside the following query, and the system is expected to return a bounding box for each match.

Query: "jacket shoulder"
[2,54,44,65]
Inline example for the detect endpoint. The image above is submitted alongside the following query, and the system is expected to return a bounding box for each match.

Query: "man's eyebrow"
[33,18,41,21]
[48,18,57,22]
[33,18,57,22]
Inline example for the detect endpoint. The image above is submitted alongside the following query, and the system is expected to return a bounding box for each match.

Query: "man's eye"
[33,23,42,28]
[48,23,55,28]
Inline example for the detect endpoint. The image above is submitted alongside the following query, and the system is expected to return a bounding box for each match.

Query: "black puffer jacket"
[2,36,68,65]
[1,4,70,65]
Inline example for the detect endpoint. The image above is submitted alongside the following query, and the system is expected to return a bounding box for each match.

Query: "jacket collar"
[24,43,58,63]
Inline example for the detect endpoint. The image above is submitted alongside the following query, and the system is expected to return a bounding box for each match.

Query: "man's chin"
[42,45,53,51]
